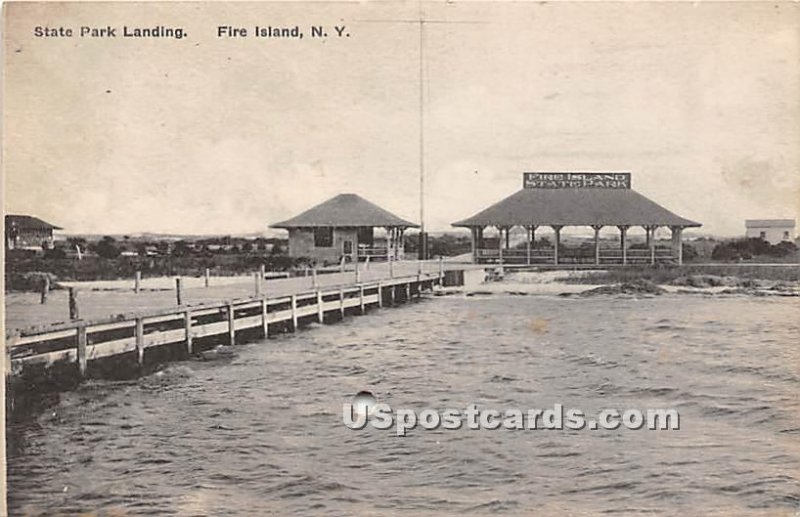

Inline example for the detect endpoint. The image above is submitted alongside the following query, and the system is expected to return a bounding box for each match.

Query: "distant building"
[271,193,418,264]
[5,215,63,251]
[745,219,796,245]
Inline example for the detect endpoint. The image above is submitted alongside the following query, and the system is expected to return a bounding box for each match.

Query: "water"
[8,293,800,516]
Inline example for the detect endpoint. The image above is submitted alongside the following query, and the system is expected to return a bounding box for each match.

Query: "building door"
[343,240,353,261]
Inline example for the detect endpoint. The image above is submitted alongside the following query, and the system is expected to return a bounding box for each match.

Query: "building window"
[759,231,766,239]
[314,227,333,248]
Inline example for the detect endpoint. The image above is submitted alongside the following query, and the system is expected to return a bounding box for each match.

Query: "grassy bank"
[556,265,800,285]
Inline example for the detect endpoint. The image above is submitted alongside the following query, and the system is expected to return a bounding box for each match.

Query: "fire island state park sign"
[523,172,632,189]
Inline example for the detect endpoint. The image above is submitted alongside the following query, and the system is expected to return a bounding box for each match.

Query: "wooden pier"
[5,271,445,385]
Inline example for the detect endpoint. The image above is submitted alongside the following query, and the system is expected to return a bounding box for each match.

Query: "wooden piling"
[175,278,183,306]
[405,283,411,301]
[76,325,87,378]
[355,263,361,283]
[68,287,80,320]
[339,288,345,317]
[290,295,298,331]
[204,268,210,288]
[227,303,235,345]
[389,284,395,305]
[260,298,269,337]
[135,317,144,367]
[134,271,141,293]
[317,291,324,323]
[377,282,383,308]
[184,310,193,354]
[359,285,365,314]
[389,260,395,278]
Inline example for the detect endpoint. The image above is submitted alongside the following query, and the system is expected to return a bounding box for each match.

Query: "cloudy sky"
[4,1,798,236]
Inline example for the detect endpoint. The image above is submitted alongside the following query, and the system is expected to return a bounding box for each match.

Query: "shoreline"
[449,269,800,298]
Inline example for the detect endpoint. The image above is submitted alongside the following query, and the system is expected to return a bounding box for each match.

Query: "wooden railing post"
[76,325,87,378]
[40,275,50,304]
[389,259,395,278]
[254,271,261,295]
[316,291,324,323]
[184,310,193,355]
[290,295,298,331]
[135,317,144,367]
[261,297,269,338]
[227,303,236,345]
[312,268,318,289]
[68,287,80,321]
[175,277,183,306]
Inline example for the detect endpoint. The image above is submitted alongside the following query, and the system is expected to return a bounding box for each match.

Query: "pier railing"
[6,272,442,381]
[476,247,675,265]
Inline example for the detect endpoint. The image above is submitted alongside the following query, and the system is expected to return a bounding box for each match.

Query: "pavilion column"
[592,225,603,265]
[470,227,477,263]
[671,226,684,265]
[526,226,532,265]
[552,225,562,265]
[647,226,657,265]
[618,225,629,265]
[505,226,511,250]
[497,226,504,265]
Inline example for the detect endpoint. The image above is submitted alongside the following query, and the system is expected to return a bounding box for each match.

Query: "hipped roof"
[5,214,63,230]
[272,193,418,229]
[453,188,701,228]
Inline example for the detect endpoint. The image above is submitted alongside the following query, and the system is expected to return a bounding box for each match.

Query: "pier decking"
[5,261,461,385]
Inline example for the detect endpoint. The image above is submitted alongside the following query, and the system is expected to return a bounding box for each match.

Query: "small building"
[745,219,796,245]
[453,172,701,265]
[271,193,418,264]
[5,215,63,251]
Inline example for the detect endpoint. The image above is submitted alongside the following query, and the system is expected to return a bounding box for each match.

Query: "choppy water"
[7,294,800,516]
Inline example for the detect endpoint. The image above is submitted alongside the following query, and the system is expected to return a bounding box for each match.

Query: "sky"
[4,1,799,237]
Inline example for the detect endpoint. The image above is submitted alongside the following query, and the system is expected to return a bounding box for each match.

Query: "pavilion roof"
[452,188,701,228]
[272,193,418,229]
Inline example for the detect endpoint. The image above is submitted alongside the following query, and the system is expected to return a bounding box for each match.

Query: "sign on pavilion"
[523,172,631,190]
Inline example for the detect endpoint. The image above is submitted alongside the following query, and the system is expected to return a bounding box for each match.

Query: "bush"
[711,238,797,261]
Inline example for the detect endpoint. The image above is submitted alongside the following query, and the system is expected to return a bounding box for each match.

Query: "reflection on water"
[7,294,800,516]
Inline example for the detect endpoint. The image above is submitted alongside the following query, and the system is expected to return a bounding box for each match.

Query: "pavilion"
[271,193,418,264]
[452,173,701,265]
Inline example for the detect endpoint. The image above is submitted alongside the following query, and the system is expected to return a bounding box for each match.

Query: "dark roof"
[272,193,418,229]
[453,189,701,228]
[5,215,63,230]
